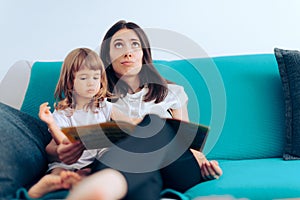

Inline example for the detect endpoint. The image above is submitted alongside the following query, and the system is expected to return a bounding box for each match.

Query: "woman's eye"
[114,42,123,49]
[132,42,140,48]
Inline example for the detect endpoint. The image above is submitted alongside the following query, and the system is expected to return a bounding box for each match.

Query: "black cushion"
[274,48,300,160]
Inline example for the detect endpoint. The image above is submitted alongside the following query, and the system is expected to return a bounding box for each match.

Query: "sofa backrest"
[20,54,286,160]
[205,54,285,160]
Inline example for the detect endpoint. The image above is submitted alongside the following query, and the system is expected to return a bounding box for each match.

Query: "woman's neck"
[122,76,141,94]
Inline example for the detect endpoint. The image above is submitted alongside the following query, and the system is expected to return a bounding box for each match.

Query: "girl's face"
[109,28,143,79]
[73,68,101,102]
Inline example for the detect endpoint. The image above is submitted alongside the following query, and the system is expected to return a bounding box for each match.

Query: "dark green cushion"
[274,48,300,160]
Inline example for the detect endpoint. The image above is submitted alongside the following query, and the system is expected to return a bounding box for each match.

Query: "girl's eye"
[93,76,100,80]
[79,77,86,80]
[132,42,141,48]
[114,42,123,49]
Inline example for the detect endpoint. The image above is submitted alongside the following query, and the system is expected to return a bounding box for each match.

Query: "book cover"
[61,118,209,151]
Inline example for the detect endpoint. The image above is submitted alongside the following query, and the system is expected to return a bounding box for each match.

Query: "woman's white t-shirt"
[113,84,188,119]
[48,99,112,171]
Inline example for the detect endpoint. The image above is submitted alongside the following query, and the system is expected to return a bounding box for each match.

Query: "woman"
[61,20,222,200]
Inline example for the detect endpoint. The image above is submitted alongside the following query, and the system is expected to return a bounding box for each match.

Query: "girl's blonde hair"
[54,48,109,111]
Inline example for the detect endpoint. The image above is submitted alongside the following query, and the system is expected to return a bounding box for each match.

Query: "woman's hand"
[46,138,85,165]
[191,150,223,180]
[57,138,86,165]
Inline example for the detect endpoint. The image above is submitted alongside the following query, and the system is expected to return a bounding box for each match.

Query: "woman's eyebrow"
[112,38,123,43]
[113,38,140,42]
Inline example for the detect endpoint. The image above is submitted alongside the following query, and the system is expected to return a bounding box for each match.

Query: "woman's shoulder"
[167,83,185,93]
[166,83,188,105]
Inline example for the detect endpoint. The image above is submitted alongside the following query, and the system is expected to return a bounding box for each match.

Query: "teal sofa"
[1,53,300,200]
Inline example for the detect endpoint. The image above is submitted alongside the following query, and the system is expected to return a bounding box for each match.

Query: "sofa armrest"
[0,60,32,109]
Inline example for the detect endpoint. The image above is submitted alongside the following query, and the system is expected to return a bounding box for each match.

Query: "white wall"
[1,0,300,82]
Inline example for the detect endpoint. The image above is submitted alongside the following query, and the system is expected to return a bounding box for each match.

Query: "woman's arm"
[46,138,85,164]
[111,106,142,124]
[170,103,189,122]
[46,139,60,162]
[172,103,223,180]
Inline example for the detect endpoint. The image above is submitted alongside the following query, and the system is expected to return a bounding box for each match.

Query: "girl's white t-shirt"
[48,99,112,171]
[48,84,187,170]
[113,84,188,119]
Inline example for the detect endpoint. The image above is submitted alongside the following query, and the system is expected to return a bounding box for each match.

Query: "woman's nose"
[124,51,132,58]
[124,45,133,58]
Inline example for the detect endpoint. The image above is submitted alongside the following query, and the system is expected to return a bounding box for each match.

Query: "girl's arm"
[40,102,85,164]
[39,102,66,144]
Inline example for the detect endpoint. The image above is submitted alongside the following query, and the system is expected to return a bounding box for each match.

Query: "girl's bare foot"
[28,174,67,198]
[60,170,82,188]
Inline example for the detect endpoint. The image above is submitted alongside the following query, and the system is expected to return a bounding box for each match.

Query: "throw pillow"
[274,48,300,160]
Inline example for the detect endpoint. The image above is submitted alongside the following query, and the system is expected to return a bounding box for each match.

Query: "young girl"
[28,47,135,198]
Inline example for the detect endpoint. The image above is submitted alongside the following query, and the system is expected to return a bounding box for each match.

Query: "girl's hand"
[39,102,55,125]
[57,138,85,165]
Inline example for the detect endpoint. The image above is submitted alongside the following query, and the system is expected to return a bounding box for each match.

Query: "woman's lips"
[121,61,134,66]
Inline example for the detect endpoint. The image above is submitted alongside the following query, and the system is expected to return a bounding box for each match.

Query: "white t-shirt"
[48,99,112,171]
[113,84,188,119]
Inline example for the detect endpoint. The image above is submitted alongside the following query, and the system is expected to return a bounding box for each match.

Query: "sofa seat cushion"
[184,158,300,199]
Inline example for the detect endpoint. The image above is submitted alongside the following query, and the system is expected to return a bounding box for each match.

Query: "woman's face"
[109,28,143,79]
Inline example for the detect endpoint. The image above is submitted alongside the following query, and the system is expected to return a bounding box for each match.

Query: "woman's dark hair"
[100,20,168,103]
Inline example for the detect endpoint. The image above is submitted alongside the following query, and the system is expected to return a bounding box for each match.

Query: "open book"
[61,117,209,152]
